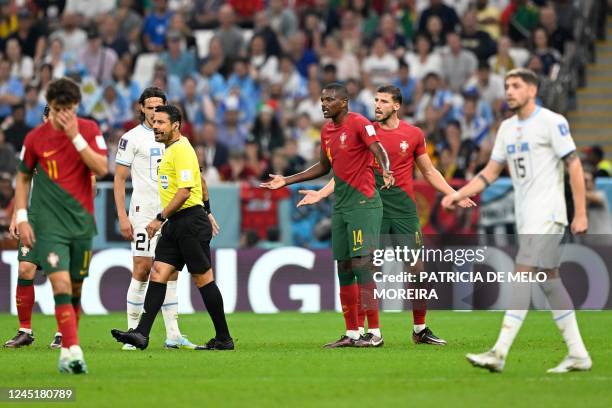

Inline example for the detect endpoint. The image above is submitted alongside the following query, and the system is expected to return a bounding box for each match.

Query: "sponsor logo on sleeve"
[160,175,169,189]
[365,124,376,136]
[180,169,193,182]
[96,135,107,149]
[119,138,128,150]
[558,123,569,136]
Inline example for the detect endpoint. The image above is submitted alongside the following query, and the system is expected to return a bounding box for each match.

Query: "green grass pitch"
[1,311,611,407]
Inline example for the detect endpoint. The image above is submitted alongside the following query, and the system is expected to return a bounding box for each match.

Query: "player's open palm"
[571,214,588,235]
[441,193,458,210]
[297,190,322,207]
[457,197,477,208]
[56,110,79,139]
[18,222,35,248]
[260,174,286,190]
[118,216,134,241]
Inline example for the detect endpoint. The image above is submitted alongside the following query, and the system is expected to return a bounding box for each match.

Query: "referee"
[112,105,233,350]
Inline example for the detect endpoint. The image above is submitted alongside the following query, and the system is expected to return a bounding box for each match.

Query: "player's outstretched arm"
[369,141,394,188]
[260,147,332,189]
[565,151,588,235]
[14,171,36,247]
[441,159,504,210]
[297,179,336,207]
[415,153,477,208]
[113,164,134,241]
[56,110,108,177]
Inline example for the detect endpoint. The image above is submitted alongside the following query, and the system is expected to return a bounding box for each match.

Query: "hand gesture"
[145,219,162,239]
[381,170,394,189]
[55,109,79,139]
[457,197,477,208]
[571,213,588,235]
[18,222,36,248]
[441,192,461,211]
[297,190,322,207]
[260,174,286,190]
[208,213,221,237]
[119,216,134,241]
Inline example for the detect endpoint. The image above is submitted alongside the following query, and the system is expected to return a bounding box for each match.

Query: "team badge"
[160,175,169,189]
[400,140,409,153]
[340,132,347,145]
[47,252,59,268]
[20,246,30,257]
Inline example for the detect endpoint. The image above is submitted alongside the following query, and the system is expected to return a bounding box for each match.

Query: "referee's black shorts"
[155,205,212,273]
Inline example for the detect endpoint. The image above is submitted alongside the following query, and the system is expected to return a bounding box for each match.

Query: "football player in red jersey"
[298,85,475,346]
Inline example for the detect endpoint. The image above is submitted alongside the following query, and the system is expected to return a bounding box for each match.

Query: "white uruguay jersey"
[115,123,164,217]
[491,106,576,234]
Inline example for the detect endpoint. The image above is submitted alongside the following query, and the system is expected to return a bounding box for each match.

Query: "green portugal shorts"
[36,237,93,281]
[380,216,423,249]
[17,241,41,269]
[331,207,383,261]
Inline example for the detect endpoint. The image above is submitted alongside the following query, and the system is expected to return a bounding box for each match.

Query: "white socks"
[368,328,381,338]
[541,278,589,358]
[161,280,181,341]
[126,278,147,329]
[61,345,83,360]
[414,324,426,334]
[358,327,365,336]
[493,310,528,359]
[346,330,360,340]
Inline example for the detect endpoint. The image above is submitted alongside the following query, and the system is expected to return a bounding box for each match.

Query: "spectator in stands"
[3,103,31,152]
[150,59,182,101]
[291,112,318,161]
[337,8,362,56]
[244,139,267,179]
[225,57,259,122]
[64,0,115,21]
[49,13,86,53]
[199,122,229,170]
[80,25,118,84]
[0,129,16,174]
[532,26,561,77]
[10,8,46,65]
[203,35,229,78]
[476,0,502,40]
[457,94,490,146]
[220,149,258,181]
[180,76,207,129]
[248,33,279,83]
[143,0,174,52]
[392,0,416,43]
[539,5,573,55]
[319,35,360,82]
[5,38,33,84]
[274,54,307,101]
[525,54,552,105]
[44,37,67,78]
[464,61,505,116]
[24,85,45,129]
[168,12,197,51]
[262,147,291,178]
[112,0,144,52]
[418,0,460,36]
[159,30,197,80]
[0,171,14,236]
[287,30,318,79]
[297,79,325,127]
[252,104,284,153]
[31,63,52,104]
[321,64,338,85]
[0,2,18,43]
[392,59,417,117]
[267,0,298,41]
[488,35,516,77]
[99,13,130,60]
[345,78,370,119]
[461,9,497,62]
[303,11,323,52]
[583,145,611,178]
[376,13,407,55]
[441,31,478,93]
[196,59,226,102]
[196,145,222,184]
[501,0,540,44]
[227,0,264,28]
[437,146,460,180]
[0,58,23,122]
[424,15,446,50]
[112,60,141,107]
[218,94,249,150]
[90,83,130,131]
[253,10,282,57]
[404,32,442,81]
[362,37,399,89]
[284,137,306,174]
[191,0,223,29]
[444,119,462,157]
[584,171,612,236]
[415,72,453,129]
[214,4,245,60]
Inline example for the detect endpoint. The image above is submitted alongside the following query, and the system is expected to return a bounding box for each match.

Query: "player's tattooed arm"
[369,141,394,188]
[260,147,332,189]
[564,150,588,234]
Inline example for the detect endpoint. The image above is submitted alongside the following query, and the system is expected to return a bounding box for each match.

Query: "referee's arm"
[201,173,220,236]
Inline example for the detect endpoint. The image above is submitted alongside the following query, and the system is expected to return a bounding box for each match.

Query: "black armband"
[204,200,211,214]
[477,173,490,188]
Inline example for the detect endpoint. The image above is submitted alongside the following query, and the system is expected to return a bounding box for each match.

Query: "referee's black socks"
[136,281,167,337]
[199,282,231,341]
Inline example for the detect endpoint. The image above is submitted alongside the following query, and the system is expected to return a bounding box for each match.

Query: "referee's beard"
[155,129,180,145]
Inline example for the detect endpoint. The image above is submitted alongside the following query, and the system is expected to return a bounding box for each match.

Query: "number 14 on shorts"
[353,229,363,251]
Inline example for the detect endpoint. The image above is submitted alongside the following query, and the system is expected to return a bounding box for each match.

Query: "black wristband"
[477,173,490,188]
[204,200,211,214]
[156,212,166,222]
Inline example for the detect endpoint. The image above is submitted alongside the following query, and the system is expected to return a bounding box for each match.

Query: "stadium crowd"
[0,0,611,240]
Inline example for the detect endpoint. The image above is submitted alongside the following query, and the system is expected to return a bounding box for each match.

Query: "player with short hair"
[114,87,196,350]
[262,83,394,348]
[4,106,65,350]
[15,78,109,373]
[111,105,232,350]
[442,68,592,373]
[297,85,475,346]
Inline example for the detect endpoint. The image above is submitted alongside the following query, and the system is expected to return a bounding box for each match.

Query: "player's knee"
[132,257,152,281]
[71,282,83,299]
[51,278,72,295]
[337,260,355,286]
[18,263,37,280]
[191,269,214,287]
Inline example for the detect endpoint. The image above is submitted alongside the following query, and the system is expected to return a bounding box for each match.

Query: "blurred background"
[0,0,611,253]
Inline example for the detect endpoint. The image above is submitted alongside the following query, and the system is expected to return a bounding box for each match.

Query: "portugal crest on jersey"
[400,140,409,154]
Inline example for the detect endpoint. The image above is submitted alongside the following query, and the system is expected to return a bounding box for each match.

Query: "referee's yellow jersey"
[157,136,203,211]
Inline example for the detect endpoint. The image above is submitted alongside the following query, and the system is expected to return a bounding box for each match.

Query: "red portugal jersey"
[19,118,107,239]
[373,120,426,219]
[321,112,382,212]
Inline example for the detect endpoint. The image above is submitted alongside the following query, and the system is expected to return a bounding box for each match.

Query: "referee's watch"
[156,212,166,222]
